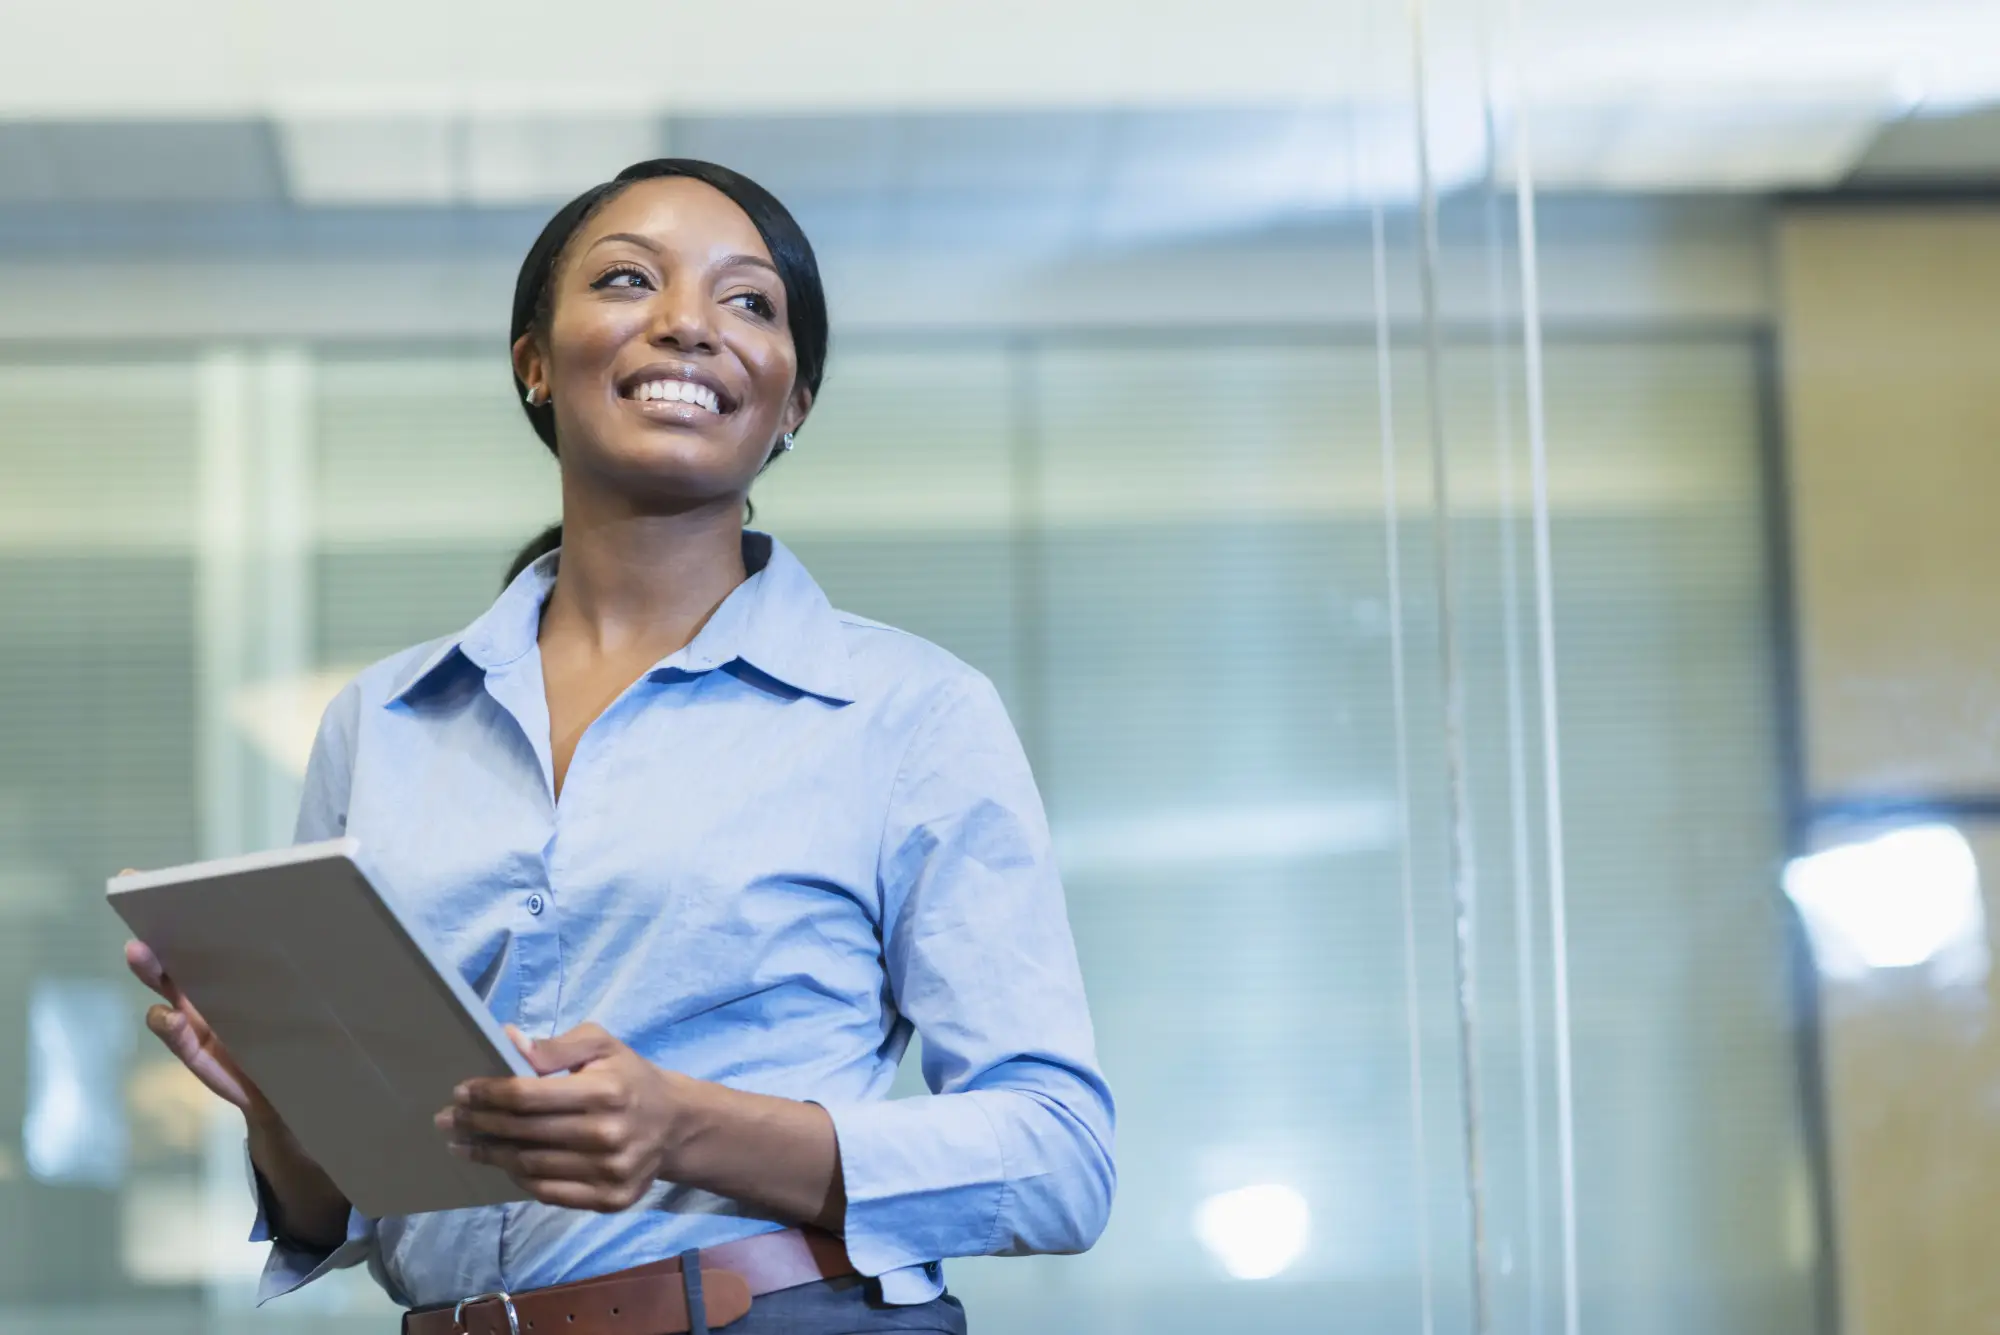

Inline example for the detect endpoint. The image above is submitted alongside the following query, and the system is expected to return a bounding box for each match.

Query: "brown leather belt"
[404,1228,855,1335]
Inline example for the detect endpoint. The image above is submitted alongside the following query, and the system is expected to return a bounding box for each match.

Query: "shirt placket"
[473,649,568,1292]
[479,651,567,1040]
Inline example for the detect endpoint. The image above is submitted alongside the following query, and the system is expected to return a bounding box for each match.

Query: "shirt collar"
[388,532,854,707]
[672,531,855,704]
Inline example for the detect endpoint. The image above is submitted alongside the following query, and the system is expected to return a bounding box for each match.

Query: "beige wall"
[1780,209,2000,799]
[1778,207,2000,1335]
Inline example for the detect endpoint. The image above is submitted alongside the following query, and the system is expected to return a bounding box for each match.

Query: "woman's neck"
[542,486,751,660]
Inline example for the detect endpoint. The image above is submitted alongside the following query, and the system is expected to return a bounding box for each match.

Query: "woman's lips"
[624,377,724,414]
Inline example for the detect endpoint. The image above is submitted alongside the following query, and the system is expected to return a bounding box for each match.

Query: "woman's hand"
[124,934,270,1118]
[442,1022,847,1227]
[124,887,355,1249]
[438,1023,686,1212]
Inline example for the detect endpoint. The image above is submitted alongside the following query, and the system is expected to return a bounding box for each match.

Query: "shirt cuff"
[816,1095,1007,1278]
[876,1263,947,1305]
[245,1142,374,1305]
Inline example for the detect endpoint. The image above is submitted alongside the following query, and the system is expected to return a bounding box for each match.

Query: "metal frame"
[1753,326,1845,1335]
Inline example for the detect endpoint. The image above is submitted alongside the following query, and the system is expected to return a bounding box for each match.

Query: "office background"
[3,3,1998,1332]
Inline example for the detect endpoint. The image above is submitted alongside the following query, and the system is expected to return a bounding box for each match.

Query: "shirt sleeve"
[818,672,1117,1279]
[294,680,360,844]
[250,680,379,1304]
[247,1146,377,1304]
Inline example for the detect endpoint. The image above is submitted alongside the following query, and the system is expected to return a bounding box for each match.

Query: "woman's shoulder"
[827,609,999,718]
[321,635,467,719]
[293,637,459,779]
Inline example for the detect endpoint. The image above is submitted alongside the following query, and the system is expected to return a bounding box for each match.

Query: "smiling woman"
[121,159,1114,1335]
[504,161,831,585]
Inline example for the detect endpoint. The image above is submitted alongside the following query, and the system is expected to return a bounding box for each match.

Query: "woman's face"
[514,177,810,511]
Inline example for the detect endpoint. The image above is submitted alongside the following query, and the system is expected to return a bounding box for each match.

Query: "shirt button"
[526,893,545,916]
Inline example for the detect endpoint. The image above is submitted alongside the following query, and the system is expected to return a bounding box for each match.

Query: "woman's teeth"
[631,379,721,413]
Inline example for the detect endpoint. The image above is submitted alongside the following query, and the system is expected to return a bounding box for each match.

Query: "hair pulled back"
[505,159,828,584]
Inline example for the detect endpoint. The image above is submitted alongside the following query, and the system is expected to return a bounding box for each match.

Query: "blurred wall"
[0,185,1818,1334]
[0,197,1770,341]
[1778,206,2000,1335]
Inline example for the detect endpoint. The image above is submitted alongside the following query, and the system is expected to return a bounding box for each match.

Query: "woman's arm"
[241,676,372,1272]
[659,1077,845,1230]
[815,672,1116,1272]
[247,1108,354,1249]
[442,1023,844,1228]
[125,938,353,1249]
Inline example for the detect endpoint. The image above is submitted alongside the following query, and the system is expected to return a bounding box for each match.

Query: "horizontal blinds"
[0,330,1803,1332]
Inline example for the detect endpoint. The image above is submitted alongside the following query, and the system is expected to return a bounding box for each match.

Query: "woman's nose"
[647,289,718,353]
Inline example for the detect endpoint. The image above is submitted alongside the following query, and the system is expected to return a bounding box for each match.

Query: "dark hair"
[505,159,829,584]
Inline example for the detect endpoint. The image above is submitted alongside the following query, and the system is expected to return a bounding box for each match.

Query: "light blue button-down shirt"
[254,533,1115,1310]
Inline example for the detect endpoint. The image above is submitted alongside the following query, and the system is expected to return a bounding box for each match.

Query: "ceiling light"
[1783,823,1987,982]
[1194,1183,1312,1280]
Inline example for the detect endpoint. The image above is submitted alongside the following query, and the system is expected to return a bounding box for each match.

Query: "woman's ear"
[781,383,814,436]
[512,332,548,399]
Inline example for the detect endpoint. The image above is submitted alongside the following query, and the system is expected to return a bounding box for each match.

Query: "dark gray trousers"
[684,1269,967,1335]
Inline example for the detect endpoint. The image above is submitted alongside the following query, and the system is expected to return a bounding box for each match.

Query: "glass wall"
[0,319,1808,1333]
[4,3,1998,1334]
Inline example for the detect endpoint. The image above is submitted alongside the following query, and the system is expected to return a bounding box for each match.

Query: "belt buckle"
[452,1290,520,1335]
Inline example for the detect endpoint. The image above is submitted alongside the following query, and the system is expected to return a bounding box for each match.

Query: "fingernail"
[453,1083,470,1103]
[433,1109,453,1130]
[446,1140,471,1159]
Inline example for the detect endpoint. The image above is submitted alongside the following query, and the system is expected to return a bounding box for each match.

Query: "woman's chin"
[582,436,761,506]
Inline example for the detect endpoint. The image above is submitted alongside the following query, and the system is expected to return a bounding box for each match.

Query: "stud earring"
[524,386,545,407]
[779,432,796,453]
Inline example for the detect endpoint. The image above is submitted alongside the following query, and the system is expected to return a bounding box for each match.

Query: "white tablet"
[108,839,536,1218]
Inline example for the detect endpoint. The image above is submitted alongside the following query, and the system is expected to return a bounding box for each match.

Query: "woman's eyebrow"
[717,253,780,277]
[583,234,779,280]
[586,231,664,256]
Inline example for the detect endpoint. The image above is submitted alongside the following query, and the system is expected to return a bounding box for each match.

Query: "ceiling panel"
[278,117,458,205]
[900,111,1109,194]
[0,120,283,205]
[669,114,906,198]
[278,114,664,205]
[460,116,664,205]
[1,98,1994,248]
[1507,96,1889,192]
[1850,106,2000,181]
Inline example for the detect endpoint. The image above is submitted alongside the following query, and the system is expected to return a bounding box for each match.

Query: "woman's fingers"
[126,927,273,1119]
[456,1072,617,1117]
[145,1005,243,1101]
[436,1107,617,1149]
[129,944,215,1044]
[143,1003,254,1111]
[524,1180,615,1210]
[518,1177,643,1212]
[145,1002,201,1060]
[125,940,205,1024]
[125,940,173,999]
[448,1141,615,1182]
[445,1140,649,1211]
[516,1022,622,1075]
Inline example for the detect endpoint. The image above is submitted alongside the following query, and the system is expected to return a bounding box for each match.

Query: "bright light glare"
[1783,824,1987,979]
[24,979,132,1186]
[1193,1184,1310,1280]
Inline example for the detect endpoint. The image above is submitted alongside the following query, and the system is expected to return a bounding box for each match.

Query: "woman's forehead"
[576,177,773,266]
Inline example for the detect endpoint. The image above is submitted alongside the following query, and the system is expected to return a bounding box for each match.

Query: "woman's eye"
[729,292,777,319]
[591,266,652,291]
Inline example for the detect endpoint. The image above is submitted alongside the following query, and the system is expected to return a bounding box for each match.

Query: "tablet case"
[108,839,537,1218]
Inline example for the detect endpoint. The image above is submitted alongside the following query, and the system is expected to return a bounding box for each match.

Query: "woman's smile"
[515,176,808,506]
[616,362,736,423]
